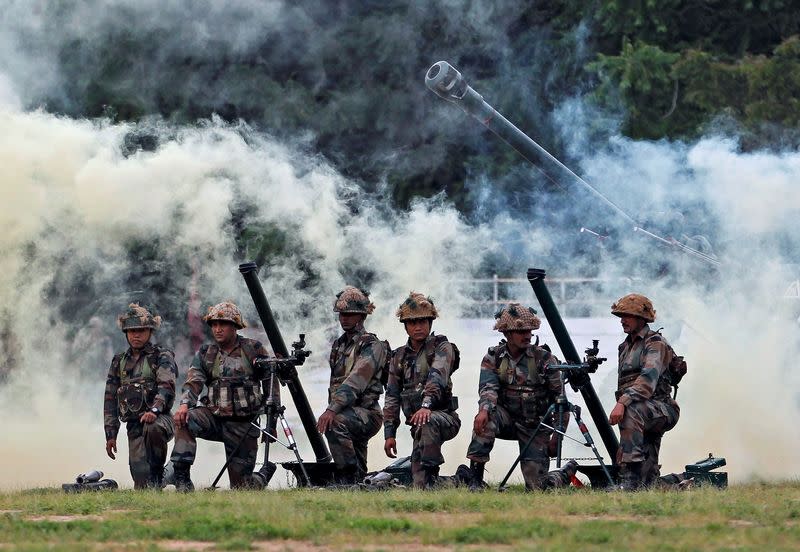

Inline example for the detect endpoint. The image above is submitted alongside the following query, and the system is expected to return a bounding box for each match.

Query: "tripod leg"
[277,412,311,486]
[571,408,614,486]
[497,404,555,491]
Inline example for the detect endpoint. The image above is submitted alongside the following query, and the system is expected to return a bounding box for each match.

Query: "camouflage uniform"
[611,294,680,488]
[466,304,572,490]
[171,302,279,488]
[104,304,177,489]
[324,286,387,482]
[384,334,461,488]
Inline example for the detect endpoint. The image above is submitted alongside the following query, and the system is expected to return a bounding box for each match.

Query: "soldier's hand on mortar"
[174,404,189,428]
[140,411,157,424]
[384,437,397,458]
[105,438,117,460]
[317,409,336,433]
[473,409,489,435]
[409,408,431,426]
[609,402,625,425]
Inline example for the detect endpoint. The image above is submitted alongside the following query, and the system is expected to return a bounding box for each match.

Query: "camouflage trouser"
[170,406,259,487]
[409,410,461,487]
[126,414,174,489]
[325,405,382,476]
[466,405,564,490]
[617,398,680,482]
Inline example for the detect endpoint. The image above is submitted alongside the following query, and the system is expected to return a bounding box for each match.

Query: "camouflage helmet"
[611,294,656,323]
[203,301,247,329]
[396,292,438,322]
[117,303,162,332]
[333,286,375,315]
[493,303,541,332]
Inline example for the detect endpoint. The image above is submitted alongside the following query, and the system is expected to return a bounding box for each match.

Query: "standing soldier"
[104,304,177,489]
[466,304,574,490]
[608,294,680,490]
[171,301,277,491]
[317,286,387,484]
[383,292,460,489]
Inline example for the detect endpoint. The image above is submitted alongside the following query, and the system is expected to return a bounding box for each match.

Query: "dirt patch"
[251,541,511,552]
[25,514,105,522]
[728,519,757,527]
[401,512,484,526]
[159,541,215,551]
[0,510,20,515]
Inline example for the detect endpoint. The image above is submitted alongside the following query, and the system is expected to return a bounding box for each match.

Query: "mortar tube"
[239,262,332,463]
[527,267,619,464]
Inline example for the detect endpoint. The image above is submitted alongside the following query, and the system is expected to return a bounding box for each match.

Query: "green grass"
[0,483,799,550]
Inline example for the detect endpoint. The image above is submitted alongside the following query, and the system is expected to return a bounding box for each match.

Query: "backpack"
[654,328,687,399]
[666,344,687,399]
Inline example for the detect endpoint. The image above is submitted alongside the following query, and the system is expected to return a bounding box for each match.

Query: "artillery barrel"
[426,61,634,225]
[527,268,619,464]
[239,262,332,463]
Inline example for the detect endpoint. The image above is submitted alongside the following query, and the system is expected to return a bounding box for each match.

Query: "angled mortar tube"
[527,268,620,464]
[425,61,636,226]
[239,262,332,463]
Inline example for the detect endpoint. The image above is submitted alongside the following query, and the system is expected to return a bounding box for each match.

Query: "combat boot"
[423,466,440,489]
[173,462,195,493]
[618,462,643,491]
[468,460,487,492]
[146,465,164,490]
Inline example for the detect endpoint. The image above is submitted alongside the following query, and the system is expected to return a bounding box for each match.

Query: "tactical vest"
[616,330,673,402]
[394,334,459,417]
[327,331,386,409]
[493,342,550,422]
[203,340,263,418]
[117,349,159,422]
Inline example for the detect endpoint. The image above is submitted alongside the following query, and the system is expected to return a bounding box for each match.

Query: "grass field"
[1,482,799,551]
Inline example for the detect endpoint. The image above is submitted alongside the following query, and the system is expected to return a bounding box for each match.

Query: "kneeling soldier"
[609,294,680,490]
[383,293,461,489]
[104,304,177,489]
[317,286,388,484]
[466,304,573,490]
[171,301,278,491]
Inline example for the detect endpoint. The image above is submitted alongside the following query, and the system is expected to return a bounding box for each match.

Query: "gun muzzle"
[76,470,103,484]
[425,61,470,102]
[364,471,393,486]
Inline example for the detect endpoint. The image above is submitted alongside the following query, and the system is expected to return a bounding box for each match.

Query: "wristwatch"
[421,398,432,409]
[150,407,160,414]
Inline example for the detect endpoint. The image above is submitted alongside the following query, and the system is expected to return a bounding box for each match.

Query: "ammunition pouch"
[208,377,263,418]
[401,384,459,419]
[400,387,423,419]
[118,380,156,422]
[500,386,546,422]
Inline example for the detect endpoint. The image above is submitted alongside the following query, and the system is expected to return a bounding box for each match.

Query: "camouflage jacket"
[103,342,178,441]
[477,341,562,420]
[327,325,386,414]
[616,324,673,405]
[383,333,456,439]
[179,336,280,411]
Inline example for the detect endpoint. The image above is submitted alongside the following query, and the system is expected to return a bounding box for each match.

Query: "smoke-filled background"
[1,1,799,488]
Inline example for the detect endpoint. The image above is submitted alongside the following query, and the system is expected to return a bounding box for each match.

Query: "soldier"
[383,293,460,489]
[466,303,574,490]
[317,286,387,484]
[171,301,278,491]
[104,304,177,489]
[608,294,680,490]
